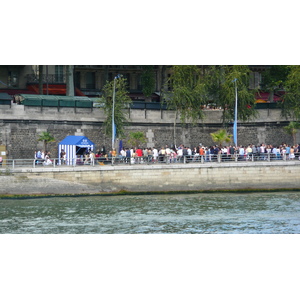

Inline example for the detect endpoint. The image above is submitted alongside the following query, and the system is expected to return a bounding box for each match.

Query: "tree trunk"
[173,110,177,147]
[293,133,296,146]
[268,89,274,102]
[222,106,226,127]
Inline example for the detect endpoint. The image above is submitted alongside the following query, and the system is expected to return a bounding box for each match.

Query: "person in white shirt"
[260,144,266,160]
[222,146,228,161]
[89,151,95,165]
[153,147,158,163]
[120,148,126,162]
[177,148,183,163]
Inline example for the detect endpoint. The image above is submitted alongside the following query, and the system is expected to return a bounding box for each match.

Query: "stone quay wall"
[1,162,300,196]
[0,103,296,159]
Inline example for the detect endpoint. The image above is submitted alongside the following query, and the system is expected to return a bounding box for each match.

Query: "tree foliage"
[283,121,300,145]
[98,77,132,139]
[163,65,207,124]
[261,65,289,92]
[259,65,290,103]
[164,65,257,126]
[206,65,257,125]
[210,129,232,147]
[282,65,300,120]
[141,66,155,97]
[37,131,55,151]
[127,131,147,148]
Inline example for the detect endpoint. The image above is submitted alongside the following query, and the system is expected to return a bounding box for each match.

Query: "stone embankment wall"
[1,162,300,196]
[0,104,296,159]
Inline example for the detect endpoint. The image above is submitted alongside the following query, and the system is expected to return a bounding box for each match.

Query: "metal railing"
[0,153,298,170]
[25,74,65,84]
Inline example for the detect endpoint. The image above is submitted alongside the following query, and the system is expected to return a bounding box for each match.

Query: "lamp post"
[233,78,238,147]
[112,74,121,150]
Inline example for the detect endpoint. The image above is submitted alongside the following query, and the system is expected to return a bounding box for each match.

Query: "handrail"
[0,153,298,170]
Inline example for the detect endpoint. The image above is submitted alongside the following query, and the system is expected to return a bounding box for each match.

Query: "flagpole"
[234,78,238,147]
[112,76,116,150]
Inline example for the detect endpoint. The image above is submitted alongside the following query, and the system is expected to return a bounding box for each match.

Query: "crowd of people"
[33,142,300,167]
[111,143,300,164]
[34,150,54,165]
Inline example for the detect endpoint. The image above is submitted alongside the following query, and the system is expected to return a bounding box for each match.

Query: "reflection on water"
[0,192,300,234]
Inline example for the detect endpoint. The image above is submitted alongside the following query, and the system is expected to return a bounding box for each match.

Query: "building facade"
[0,65,172,101]
[0,65,270,100]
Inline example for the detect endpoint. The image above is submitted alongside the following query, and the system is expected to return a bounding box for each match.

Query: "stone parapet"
[0,104,290,124]
[1,162,300,196]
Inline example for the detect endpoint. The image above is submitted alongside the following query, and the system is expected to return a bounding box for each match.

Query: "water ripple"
[0,192,300,233]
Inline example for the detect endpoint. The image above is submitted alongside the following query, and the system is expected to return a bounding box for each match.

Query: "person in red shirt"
[136,147,143,163]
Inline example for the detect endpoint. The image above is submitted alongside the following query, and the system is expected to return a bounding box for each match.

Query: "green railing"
[22,99,93,108]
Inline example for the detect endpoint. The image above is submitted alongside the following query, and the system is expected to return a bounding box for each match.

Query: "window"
[86,72,95,89]
[136,73,142,91]
[8,71,18,87]
[249,72,261,89]
[55,65,64,83]
[75,72,81,89]
[123,73,130,88]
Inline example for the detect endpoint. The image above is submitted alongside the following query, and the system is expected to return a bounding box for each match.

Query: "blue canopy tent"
[58,135,95,165]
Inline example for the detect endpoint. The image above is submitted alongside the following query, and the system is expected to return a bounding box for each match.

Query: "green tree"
[261,65,289,101]
[282,65,300,120]
[163,65,208,146]
[127,131,147,148]
[38,132,55,151]
[163,66,257,146]
[141,66,155,98]
[283,121,300,145]
[206,65,258,126]
[210,129,232,147]
[98,76,132,139]
[164,65,207,123]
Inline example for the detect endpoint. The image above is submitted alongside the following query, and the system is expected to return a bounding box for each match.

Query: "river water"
[1,192,300,234]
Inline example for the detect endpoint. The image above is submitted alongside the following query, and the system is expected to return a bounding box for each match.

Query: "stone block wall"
[0,105,297,159]
[2,163,300,195]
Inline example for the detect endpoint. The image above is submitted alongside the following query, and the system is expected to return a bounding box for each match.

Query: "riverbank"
[1,160,300,197]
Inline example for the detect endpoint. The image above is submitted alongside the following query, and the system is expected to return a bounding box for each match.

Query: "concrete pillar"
[66,65,74,96]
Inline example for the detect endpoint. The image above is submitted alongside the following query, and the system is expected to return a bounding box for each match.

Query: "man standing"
[229,145,235,160]
[239,145,245,161]
[165,145,171,163]
[89,150,95,165]
[153,147,158,163]
[260,144,265,160]
[246,144,253,160]
[125,148,131,164]
[136,147,143,163]
[60,149,66,165]
[285,144,290,160]
[183,146,188,163]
